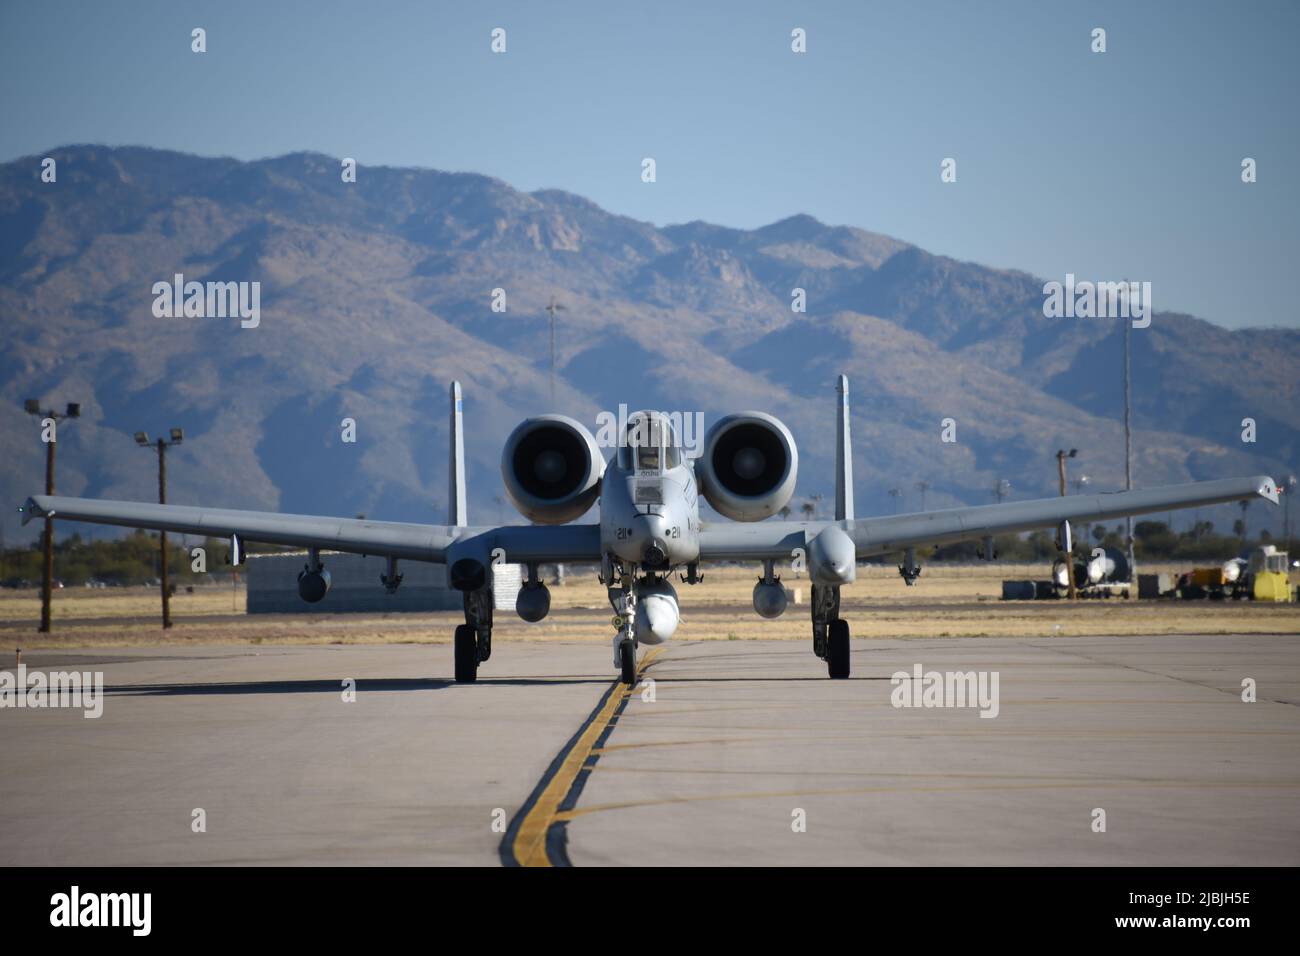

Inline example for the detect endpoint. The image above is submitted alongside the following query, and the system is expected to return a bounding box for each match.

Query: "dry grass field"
[1,563,1296,649]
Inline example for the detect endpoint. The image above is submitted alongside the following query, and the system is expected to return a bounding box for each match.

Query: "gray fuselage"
[598,438,701,572]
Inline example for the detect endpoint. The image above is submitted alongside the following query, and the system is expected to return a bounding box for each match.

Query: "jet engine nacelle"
[501,415,604,524]
[697,412,798,522]
[297,568,332,603]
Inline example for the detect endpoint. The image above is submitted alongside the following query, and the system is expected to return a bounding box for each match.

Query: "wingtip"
[18,496,47,526]
[1257,476,1280,505]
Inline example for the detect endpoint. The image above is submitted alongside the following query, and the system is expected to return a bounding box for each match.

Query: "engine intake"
[502,415,603,524]
[698,412,798,521]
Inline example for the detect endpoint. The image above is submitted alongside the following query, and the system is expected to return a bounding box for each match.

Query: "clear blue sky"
[2,0,1296,328]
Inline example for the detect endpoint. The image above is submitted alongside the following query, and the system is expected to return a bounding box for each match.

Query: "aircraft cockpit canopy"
[617,412,681,472]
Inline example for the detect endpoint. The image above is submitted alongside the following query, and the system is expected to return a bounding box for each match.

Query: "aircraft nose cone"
[632,513,671,567]
[634,512,667,535]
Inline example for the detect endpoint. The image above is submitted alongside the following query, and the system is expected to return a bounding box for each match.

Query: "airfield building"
[246,552,522,614]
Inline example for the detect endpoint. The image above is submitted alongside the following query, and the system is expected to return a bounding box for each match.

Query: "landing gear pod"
[808,524,856,586]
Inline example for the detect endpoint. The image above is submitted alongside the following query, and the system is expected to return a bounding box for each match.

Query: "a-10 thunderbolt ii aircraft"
[21,376,1280,684]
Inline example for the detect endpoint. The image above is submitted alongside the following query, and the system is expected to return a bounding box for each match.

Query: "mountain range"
[1,145,1295,543]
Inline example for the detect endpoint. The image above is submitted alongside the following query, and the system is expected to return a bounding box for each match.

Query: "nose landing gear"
[608,560,639,685]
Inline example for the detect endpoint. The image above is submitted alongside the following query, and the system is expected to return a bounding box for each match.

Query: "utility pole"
[545,297,566,406]
[135,428,184,629]
[1057,448,1079,600]
[24,399,80,633]
[1123,312,1136,589]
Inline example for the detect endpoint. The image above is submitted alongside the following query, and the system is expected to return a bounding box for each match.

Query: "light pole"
[888,488,902,514]
[915,480,930,511]
[1285,476,1297,553]
[1074,474,1090,544]
[135,427,184,629]
[1056,448,1079,600]
[24,399,80,633]
[992,479,1011,504]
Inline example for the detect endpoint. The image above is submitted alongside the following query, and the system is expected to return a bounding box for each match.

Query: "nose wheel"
[618,639,637,685]
[608,562,640,685]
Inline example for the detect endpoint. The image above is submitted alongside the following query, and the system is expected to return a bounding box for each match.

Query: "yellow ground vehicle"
[1248,546,1293,602]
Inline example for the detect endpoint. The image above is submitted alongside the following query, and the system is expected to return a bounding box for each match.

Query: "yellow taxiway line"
[504,648,661,867]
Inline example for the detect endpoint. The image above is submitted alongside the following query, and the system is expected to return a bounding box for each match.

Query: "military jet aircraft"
[21,376,1280,684]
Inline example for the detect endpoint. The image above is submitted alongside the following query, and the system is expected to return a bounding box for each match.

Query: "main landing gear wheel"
[619,640,637,686]
[827,619,851,679]
[454,624,478,683]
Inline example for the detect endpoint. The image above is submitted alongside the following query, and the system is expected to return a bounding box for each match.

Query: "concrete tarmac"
[1,635,1297,866]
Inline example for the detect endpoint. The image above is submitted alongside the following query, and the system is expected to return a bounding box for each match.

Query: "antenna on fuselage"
[449,380,467,527]
[835,374,854,521]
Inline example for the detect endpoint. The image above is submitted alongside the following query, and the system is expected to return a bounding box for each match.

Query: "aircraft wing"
[19,495,602,564]
[697,475,1280,561]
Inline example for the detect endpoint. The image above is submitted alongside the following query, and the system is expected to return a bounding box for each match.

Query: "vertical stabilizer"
[449,381,467,527]
[835,374,854,521]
